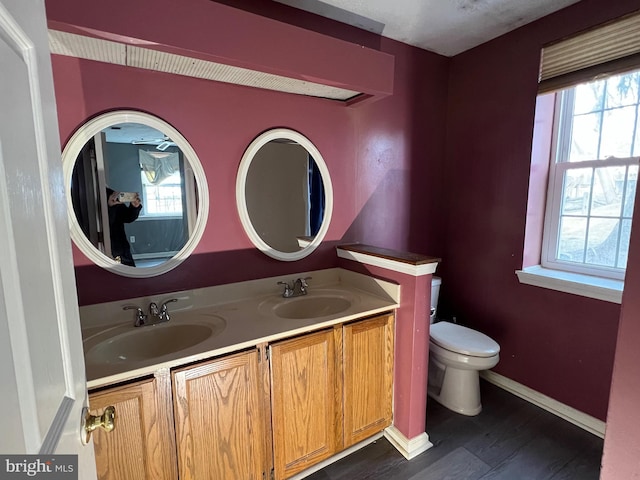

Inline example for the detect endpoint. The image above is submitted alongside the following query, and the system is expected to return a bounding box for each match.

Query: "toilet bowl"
[428,277,500,416]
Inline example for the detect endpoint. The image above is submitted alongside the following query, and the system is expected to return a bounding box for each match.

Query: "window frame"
[138,168,184,219]
[541,85,640,281]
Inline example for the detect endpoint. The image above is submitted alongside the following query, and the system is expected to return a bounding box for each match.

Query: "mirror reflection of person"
[106,187,142,267]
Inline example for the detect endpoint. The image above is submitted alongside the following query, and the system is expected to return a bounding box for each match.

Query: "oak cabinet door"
[89,374,178,480]
[270,329,339,479]
[172,350,268,480]
[343,314,394,447]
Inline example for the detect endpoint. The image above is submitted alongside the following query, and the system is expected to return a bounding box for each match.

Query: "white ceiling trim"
[48,29,360,101]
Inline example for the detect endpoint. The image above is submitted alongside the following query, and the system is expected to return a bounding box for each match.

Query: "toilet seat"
[430,321,499,358]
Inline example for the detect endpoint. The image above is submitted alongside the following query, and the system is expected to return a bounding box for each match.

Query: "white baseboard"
[290,433,383,480]
[481,370,605,438]
[288,426,434,478]
[384,425,434,460]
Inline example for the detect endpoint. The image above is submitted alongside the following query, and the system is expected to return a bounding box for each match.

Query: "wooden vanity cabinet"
[343,313,394,447]
[88,373,178,480]
[270,329,340,479]
[89,312,394,480]
[270,313,395,479]
[172,349,271,480]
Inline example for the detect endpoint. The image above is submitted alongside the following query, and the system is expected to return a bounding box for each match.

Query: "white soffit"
[48,29,360,101]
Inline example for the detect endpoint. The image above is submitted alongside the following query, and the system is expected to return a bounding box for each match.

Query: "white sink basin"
[259,289,356,320]
[86,319,226,364]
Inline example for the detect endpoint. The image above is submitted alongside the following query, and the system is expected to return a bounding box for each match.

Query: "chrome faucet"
[124,299,178,327]
[277,277,312,298]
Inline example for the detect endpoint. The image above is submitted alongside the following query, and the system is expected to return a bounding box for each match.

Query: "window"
[519,10,640,300]
[542,70,640,280]
[140,169,183,216]
[138,149,183,217]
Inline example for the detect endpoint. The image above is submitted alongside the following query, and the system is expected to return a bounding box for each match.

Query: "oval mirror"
[62,111,209,278]
[236,128,333,261]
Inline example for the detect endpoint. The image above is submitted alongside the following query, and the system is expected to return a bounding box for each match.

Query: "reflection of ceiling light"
[156,141,172,151]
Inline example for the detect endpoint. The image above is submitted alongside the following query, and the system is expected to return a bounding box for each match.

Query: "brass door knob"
[82,405,116,445]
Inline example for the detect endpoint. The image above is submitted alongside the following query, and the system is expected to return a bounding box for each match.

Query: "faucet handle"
[160,298,178,313]
[123,305,146,327]
[277,281,294,298]
[159,298,178,321]
[297,276,312,294]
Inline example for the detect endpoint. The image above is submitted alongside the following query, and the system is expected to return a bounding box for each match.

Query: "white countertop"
[81,268,399,389]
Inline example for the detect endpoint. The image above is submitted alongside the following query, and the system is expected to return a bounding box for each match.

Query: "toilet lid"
[430,322,500,358]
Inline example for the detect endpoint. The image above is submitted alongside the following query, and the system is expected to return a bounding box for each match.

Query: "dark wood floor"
[309,380,603,480]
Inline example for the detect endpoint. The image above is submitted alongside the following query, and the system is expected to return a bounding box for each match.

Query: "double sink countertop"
[80,268,400,389]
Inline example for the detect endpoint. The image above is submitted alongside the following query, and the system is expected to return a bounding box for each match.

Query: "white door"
[0,0,96,477]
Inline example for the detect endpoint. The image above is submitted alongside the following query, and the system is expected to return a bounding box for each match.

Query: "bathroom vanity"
[60,109,439,471]
[81,268,399,480]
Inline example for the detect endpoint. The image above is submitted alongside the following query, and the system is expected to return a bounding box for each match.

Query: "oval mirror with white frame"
[236,128,333,261]
[62,110,209,278]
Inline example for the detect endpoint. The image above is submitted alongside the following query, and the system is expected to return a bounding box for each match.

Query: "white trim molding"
[481,370,606,438]
[384,425,434,460]
[337,249,438,277]
[516,265,622,304]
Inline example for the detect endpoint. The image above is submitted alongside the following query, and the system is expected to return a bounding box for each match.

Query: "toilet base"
[427,365,482,416]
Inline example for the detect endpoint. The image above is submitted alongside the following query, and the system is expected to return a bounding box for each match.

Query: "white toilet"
[428,277,500,416]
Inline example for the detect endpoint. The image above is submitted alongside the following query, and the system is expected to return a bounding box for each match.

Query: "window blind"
[539,9,640,93]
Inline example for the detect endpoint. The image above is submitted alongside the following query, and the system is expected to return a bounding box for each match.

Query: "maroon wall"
[51,0,633,429]
[49,2,448,306]
[442,0,640,421]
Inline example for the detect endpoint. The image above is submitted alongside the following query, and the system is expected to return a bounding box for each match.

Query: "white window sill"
[515,266,623,304]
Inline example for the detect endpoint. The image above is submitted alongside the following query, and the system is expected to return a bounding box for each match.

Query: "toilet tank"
[430,276,441,323]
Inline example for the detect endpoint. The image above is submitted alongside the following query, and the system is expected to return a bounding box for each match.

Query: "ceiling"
[104,123,166,144]
[274,0,582,56]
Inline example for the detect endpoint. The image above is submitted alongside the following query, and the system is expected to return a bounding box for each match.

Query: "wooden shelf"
[337,244,440,276]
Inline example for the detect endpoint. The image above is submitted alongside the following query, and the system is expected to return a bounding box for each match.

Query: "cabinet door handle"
[82,405,116,445]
